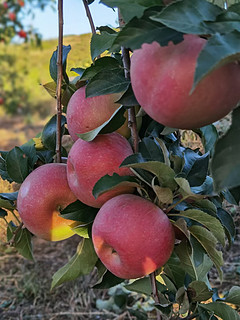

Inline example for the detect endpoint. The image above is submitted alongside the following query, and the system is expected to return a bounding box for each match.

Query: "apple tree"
[1,0,240,319]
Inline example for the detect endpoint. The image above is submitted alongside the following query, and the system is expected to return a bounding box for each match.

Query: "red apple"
[0,97,4,105]
[3,2,8,9]
[92,194,175,279]
[8,12,16,21]
[67,132,134,208]
[18,30,27,38]
[17,163,77,241]
[66,86,131,141]
[130,34,240,129]
[18,0,25,6]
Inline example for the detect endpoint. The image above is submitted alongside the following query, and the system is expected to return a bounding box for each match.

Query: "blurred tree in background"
[0,0,56,116]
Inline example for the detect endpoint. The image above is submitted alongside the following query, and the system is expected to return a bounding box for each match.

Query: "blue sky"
[23,0,118,39]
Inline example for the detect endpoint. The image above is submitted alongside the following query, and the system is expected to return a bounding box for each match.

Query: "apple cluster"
[17,84,175,279]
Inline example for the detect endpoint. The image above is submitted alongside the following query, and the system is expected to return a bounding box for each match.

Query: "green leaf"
[188,281,213,302]
[42,81,57,98]
[212,107,240,192]
[0,208,8,218]
[194,125,218,154]
[170,209,225,246]
[175,177,204,199]
[86,69,130,97]
[217,208,235,247]
[174,240,197,281]
[93,173,139,199]
[153,186,173,205]
[116,84,139,107]
[193,32,240,91]
[176,287,190,315]
[164,253,186,289]
[121,161,177,190]
[81,57,120,81]
[0,192,17,210]
[189,225,223,280]
[182,150,209,187]
[73,225,90,238]
[125,277,166,296]
[101,0,164,24]
[112,16,183,52]
[93,270,124,289]
[50,45,71,83]
[51,239,98,290]
[76,106,126,142]
[171,218,190,239]
[223,286,240,306]
[199,302,240,320]
[91,31,117,60]
[60,200,98,223]
[7,226,34,260]
[150,0,222,34]
[6,147,29,183]
[42,114,66,150]
[71,67,85,76]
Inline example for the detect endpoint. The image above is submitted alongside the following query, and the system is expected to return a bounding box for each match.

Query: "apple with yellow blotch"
[17,163,77,241]
[92,194,175,279]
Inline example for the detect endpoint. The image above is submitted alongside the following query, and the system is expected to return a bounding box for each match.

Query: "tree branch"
[150,272,162,320]
[56,0,64,163]
[82,0,96,34]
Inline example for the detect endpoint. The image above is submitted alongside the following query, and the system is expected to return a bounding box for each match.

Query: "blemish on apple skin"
[19,180,30,198]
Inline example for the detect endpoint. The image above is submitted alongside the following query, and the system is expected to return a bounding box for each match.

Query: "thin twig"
[56,0,64,163]
[7,222,24,246]
[118,11,139,153]
[82,0,96,34]
[150,272,162,320]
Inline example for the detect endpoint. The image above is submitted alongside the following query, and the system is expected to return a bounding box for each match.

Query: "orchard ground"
[0,114,240,319]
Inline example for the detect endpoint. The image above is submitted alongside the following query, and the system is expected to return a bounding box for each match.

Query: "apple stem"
[82,0,96,35]
[56,0,64,163]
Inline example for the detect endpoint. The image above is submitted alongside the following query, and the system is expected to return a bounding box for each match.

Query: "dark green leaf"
[60,200,98,223]
[86,69,130,97]
[188,281,213,302]
[93,174,139,199]
[150,0,222,34]
[7,225,33,260]
[6,147,29,183]
[138,137,164,162]
[76,106,126,142]
[199,302,240,320]
[116,84,139,107]
[93,270,124,289]
[50,45,71,83]
[189,225,223,280]
[174,240,197,280]
[91,31,118,60]
[81,57,120,81]
[164,253,186,289]
[212,107,240,192]
[125,277,166,296]
[191,176,214,195]
[101,0,164,24]
[112,16,183,51]
[182,149,209,187]
[193,32,240,91]
[51,239,98,289]
[122,161,177,190]
[170,209,225,246]
[217,208,235,247]
[42,115,66,150]
[0,208,8,218]
[223,286,240,306]
[194,125,218,153]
